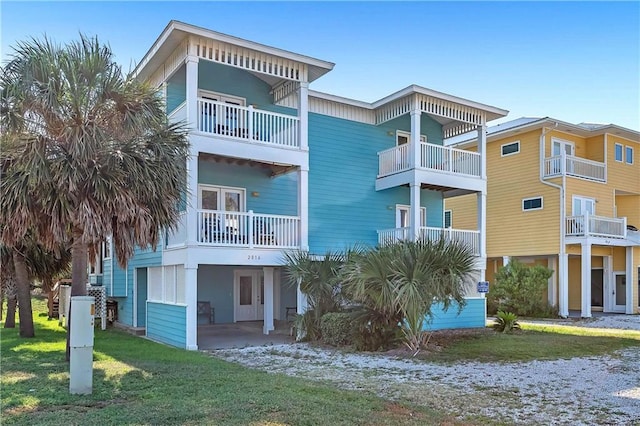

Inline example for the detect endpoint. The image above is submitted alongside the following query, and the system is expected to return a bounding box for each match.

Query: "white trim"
[571,195,596,216]
[396,204,426,227]
[233,269,265,322]
[198,184,246,212]
[614,143,624,162]
[396,130,426,145]
[522,196,543,211]
[551,137,575,156]
[500,140,520,157]
[197,89,246,106]
[625,145,634,165]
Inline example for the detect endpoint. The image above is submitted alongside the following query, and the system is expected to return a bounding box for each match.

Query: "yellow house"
[445,117,640,317]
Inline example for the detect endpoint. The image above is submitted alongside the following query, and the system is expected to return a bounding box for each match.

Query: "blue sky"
[2,1,639,130]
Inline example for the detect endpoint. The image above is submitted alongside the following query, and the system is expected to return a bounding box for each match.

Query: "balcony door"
[396,205,426,240]
[572,196,595,216]
[552,139,574,156]
[612,273,626,313]
[199,90,246,134]
[198,185,245,242]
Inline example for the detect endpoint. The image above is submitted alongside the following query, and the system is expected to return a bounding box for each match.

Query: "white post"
[581,243,592,318]
[263,267,275,334]
[248,210,254,249]
[298,167,309,250]
[298,81,309,150]
[548,256,558,307]
[502,256,511,266]
[185,55,199,247]
[559,253,569,317]
[296,278,308,315]
[185,265,198,350]
[410,183,421,241]
[410,107,421,169]
[626,247,633,314]
[477,124,487,180]
[478,191,487,260]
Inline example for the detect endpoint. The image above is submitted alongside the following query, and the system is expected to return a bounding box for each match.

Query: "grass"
[421,323,640,363]
[1,298,460,426]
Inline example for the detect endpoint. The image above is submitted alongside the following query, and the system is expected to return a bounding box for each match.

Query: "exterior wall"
[444,194,477,230]
[308,112,444,253]
[616,195,640,227]
[565,178,614,217]
[607,134,639,194]
[147,302,186,348]
[568,256,582,310]
[424,298,486,330]
[198,159,298,216]
[585,135,605,163]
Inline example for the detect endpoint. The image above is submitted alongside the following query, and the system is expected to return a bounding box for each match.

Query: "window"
[396,205,426,228]
[396,130,427,146]
[615,143,623,162]
[573,196,595,216]
[626,146,634,165]
[148,265,186,305]
[522,197,543,211]
[501,141,520,156]
[444,210,452,228]
[552,138,574,156]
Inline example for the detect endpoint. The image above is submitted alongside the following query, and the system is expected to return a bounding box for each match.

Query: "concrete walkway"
[198,320,294,350]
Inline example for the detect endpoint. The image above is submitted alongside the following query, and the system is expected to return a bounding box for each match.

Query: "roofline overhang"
[134,20,335,82]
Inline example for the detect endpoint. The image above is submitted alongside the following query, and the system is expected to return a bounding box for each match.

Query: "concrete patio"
[198,320,294,350]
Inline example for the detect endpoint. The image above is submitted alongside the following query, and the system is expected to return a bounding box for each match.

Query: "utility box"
[69,296,95,395]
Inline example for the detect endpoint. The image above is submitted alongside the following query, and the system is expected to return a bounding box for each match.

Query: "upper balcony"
[543,154,606,182]
[376,142,484,194]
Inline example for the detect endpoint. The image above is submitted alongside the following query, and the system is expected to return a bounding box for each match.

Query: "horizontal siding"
[424,298,486,331]
[444,194,477,230]
[308,112,444,253]
[606,135,639,195]
[486,130,560,257]
[146,302,186,348]
[616,195,640,228]
[198,160,298,216]
[566,179,614,217]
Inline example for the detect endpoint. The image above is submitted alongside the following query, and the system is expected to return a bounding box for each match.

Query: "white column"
[298,167,309,250]
[559,253,569,317]
[548,256,558,307]
[410,183,421,241]
[477,191,487,260]
[263,267,275,334]
[296,278,308,315]
[185,265,198,350]
[626,247,633,314]
[185,55,200,246]
[410,108,421,169]
[298,81,309,150]
[477,124,488,180]
[502,256,511,266]
[581,243,592,318]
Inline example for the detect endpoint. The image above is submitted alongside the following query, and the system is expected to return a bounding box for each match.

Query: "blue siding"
[112,244,162,326]
[198,160,298,216]
[424,298,486,331]
[308,112,444,253]
[147,302,186,348]
[166,65,186,114]
[198,62,295,116]
[279,277,297,320]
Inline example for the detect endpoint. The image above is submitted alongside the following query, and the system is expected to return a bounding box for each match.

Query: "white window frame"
[625,146,634,165]
[500,141,520,157]
[396,130,427,146]
[396,204,426,228]
[444,210,452,228]
[614,143,623,162]
[551,138,575,157]
[198,184,246,212]
[198,89,246,106]
[522,196,543,211]
[572,195,596,216]
[147,265,186,306]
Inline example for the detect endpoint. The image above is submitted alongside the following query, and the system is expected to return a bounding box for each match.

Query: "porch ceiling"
[200,152,297,177]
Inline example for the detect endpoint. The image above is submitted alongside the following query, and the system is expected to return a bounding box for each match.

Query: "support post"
[581,243,592,318]
[185,55,199,246]
[477,124,487,180]
[298,81,309,150]
[410,108,421,169]
[263,267,275,334]
[298,168,309,250]
[626,247,633,314]
[185,265,198,350]
[548,256,558,307]
[410,183,421,241]
[559,253,569,317]
[296,278,308,315]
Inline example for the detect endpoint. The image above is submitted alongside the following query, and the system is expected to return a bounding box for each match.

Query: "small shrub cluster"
[493,311,521,333]
[488,259,555,317]
[320,312,353,346]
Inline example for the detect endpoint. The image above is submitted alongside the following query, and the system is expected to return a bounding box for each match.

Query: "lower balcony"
[565,214,626,239]
[377,226,480,256]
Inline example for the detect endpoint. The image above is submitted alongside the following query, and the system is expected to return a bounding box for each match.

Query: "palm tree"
[0,36,189,350]
[342,238,476,354]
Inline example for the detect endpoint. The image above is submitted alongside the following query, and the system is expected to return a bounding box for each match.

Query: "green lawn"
[1,298,454,426]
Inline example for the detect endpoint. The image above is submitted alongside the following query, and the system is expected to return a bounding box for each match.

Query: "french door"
[573,196,595,216]
[234,270,264,321]
[198,185,245,242]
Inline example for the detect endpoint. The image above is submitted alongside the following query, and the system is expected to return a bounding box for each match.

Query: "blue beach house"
[99,21,508,349]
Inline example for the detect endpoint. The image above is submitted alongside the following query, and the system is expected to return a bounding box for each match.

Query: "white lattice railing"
[566,214,626,239]
[543,155,606,182]
[197,98,300,148]
[378,144,411,176]
[377,142,481,178]
[377,227,480,255]
[198,209,300,248]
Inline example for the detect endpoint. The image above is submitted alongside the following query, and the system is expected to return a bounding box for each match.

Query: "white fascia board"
[308,90,374,109]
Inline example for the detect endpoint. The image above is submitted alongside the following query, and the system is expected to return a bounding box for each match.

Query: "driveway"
[210,316,640,425]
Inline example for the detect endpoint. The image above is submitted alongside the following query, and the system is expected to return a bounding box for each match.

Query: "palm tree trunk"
[13,249,35,337]
[67,225,89,361]
[4,297,17,328]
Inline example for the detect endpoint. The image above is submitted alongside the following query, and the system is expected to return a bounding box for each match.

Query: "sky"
[1,1,639,131]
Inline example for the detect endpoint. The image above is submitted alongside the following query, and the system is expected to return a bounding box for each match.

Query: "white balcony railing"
[566,213,627,239]
[198,209,300,248]
[196,98,300,148]
[543,155,606,182]
[377,226,480,255]
[378,142,481,178]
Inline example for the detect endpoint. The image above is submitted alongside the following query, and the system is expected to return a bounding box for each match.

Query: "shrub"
[320,312,353,346]
[351,306,401,351]
[493,311,521,333]
[488,259,554,317]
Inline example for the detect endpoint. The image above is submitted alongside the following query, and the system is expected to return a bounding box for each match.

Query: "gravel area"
[210,316,640,425]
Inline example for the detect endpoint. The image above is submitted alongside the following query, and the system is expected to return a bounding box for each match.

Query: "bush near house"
[488,259,555,317]
[320,312,353,346]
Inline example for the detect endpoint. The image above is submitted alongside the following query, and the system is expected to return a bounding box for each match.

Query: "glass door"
[613,273,626,312]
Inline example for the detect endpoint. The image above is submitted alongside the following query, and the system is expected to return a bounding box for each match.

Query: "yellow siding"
[613,247,626,270]
[565,179,615,217]
[607,134,640,194]
[568,256,581,310]
[484,129,560,257]
[616,195,640,227]
[634,248,639,312]
[586,136,605,163]
[444,194,477,230]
